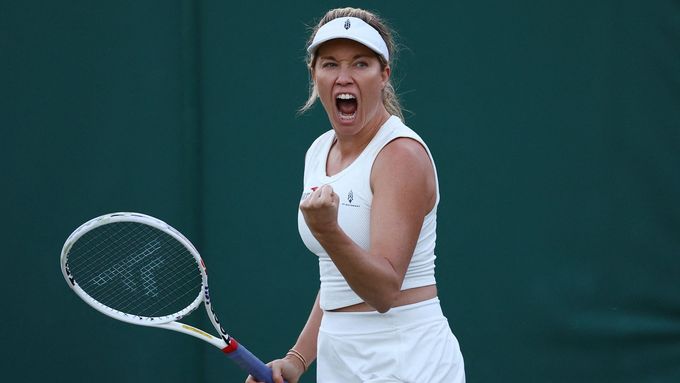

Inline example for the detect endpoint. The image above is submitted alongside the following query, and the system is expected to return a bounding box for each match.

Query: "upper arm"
[369,137,436,281]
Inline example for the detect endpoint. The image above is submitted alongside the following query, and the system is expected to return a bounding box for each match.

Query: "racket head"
[61,212,206,326]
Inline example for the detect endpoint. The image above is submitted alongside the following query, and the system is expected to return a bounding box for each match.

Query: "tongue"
[338,99,357,115]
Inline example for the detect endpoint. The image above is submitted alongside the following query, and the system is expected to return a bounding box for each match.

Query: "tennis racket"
[60,212,283,383]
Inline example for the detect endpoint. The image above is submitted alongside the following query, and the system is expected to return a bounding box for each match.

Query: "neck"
[334,109,390,156]
[326,109,390,176]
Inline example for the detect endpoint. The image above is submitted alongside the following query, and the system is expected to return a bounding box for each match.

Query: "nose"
[335,65,353,86]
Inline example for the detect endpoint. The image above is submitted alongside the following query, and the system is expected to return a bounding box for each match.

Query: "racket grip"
[224,341,287,383]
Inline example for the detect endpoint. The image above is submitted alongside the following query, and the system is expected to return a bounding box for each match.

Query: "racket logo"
[204,285,212,304]
[90,238,163,296]
[140,257,165,296]
[204,285,231,343]
[64,262,75,286]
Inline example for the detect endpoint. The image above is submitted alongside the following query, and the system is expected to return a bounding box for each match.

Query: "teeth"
[339,111,356,120]
[337,93,356,100]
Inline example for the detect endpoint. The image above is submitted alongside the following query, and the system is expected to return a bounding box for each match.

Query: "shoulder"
[371,135,437,210]
[375,137,432,172]
[383,117,426,144]
[373,118,434,180]
[370,118,437,207]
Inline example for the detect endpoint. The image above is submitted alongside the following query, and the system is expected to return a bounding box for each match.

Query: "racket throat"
[158,322,227,349]
[221,337,239,353]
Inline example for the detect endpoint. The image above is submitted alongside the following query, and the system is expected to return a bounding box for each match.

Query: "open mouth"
[336,93,357,120]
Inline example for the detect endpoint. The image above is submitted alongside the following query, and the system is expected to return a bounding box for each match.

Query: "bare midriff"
[330,284,438,312]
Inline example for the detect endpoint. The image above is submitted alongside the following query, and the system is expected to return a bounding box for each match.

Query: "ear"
[381,65,391,88]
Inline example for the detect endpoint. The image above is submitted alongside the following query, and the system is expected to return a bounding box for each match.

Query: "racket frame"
[61,212,230,349]
[61,212,282,382]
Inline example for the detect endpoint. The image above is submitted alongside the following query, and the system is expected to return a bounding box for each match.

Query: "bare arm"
[246,292,322,383]
[300,138,436,313]
[290,291,322,366]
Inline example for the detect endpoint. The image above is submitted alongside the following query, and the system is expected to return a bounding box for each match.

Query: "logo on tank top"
[300,186,319,202]
[342,189,360,208]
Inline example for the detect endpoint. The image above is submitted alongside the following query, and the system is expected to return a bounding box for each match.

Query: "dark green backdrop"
[2,0,679,382]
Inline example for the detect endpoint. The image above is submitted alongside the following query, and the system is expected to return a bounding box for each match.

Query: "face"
[312,38,390,137]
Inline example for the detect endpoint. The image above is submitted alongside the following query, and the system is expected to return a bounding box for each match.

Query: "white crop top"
[297,116,439,311]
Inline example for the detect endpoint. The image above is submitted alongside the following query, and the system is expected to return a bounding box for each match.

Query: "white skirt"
[317,298,465,383]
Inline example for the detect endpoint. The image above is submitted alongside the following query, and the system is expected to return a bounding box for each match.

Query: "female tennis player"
[247,7,465,383]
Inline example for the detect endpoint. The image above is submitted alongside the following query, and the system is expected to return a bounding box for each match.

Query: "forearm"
[291,292,322,366]
[314,226,402,312]
[300,183,417,313]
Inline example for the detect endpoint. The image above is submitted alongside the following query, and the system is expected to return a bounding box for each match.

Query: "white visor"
[307,17,389,62]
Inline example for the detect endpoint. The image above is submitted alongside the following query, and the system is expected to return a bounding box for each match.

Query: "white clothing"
[316,298,465,383]
[297,116,439,310]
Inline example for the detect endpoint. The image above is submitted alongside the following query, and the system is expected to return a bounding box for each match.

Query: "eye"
[321,61,338,68]
[355,61,369,68]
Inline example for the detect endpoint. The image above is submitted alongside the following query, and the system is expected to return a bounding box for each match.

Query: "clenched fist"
[299,184,340,236]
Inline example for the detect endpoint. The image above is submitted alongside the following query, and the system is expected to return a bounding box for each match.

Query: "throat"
[337,99,357,116]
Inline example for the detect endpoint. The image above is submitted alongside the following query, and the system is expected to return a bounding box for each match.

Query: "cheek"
[363,80,385,107]
[313,77,331,101]
[314,72,333,90]
[315,83,337,113]
[316,82,331,102]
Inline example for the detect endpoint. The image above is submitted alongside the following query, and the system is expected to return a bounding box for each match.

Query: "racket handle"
[224,340,287,383]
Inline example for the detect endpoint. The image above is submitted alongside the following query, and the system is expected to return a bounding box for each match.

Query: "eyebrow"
[317,54,373,61]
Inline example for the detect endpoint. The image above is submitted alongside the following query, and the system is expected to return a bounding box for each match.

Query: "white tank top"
[297,116,439,310]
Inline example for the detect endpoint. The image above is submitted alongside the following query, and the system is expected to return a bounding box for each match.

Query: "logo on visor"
[344,19,351,30]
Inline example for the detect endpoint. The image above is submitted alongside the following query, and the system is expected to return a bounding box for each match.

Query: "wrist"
[310,224,347,247]
[309,220,339,237]
[285,349,308,373]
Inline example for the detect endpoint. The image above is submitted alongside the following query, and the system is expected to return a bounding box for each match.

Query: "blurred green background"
[2,0,679,382]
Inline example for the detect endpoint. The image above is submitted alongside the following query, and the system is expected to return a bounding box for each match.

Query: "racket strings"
[114,241,202,316]
[127,274,202,318]
[78,226,201,317]
[71,223,155,284]
[73,225,168,295]
[86,233,187,298]
[72,222,159,280]
[99,251,197,314]
[67,222,203,318]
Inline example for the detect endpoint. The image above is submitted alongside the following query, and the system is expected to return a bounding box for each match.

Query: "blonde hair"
[299,7,404,121]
